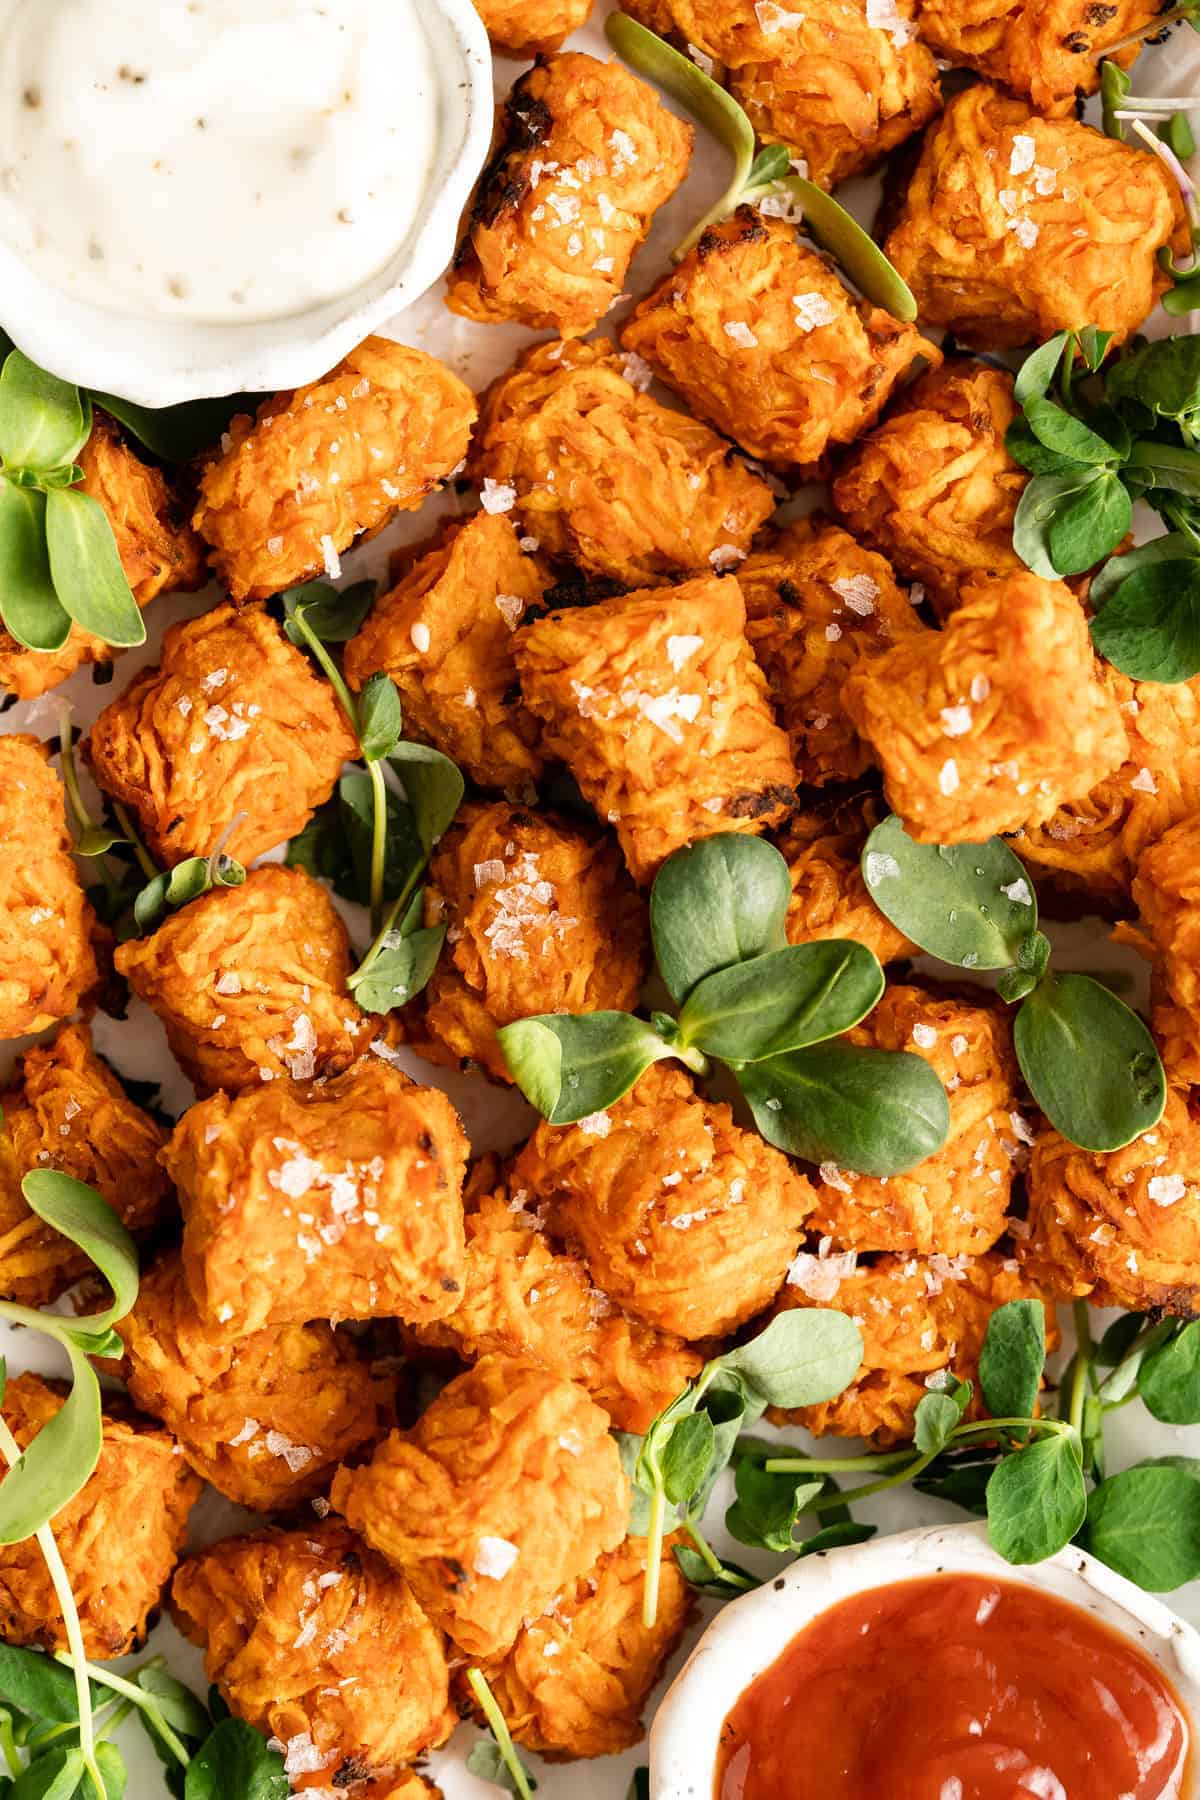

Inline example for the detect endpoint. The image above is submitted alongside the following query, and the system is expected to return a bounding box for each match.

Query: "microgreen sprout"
[465,1668,538,1798]
[499,833,951,1176]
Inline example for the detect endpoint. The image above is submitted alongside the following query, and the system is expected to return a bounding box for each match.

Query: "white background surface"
[0,5,1196,1795]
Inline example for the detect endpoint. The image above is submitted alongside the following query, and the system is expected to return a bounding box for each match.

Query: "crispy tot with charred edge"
[808,984,1025,1257]
[739,515,923,784]
[1020,1089,1200,1315]
[0,1373,199,1658]
[171,1521,455,1788]
[115,865,375,1096]
[515,574,797,885]
[448,53,692,338]
[168,1056,468,1335]
[0,735,102,1038]
[470,336,776,584]
[88,602,358,867]
[409,1184,703,1432]
[0,414,205,701]
[774,792,916,966]
[467,1534,694,1759]
[1123,815,1200,1087]
[622,0,939,191]
[768,1251,1059,1446]
[510,1063,815,1339]
[403,800,650,1082]
[832,362,1028,620]
[472,0,594,56]
[884,85,1184,349]
[621,211,940,474]
[1018,672,1200,916]
[331,1353,630,1659]
[841,570,1128,843]
[120,1252,393,1511]
[344,513,547,791]
[0,1023,171,1306]
[914,0,1161,117]
[193,337,476,603]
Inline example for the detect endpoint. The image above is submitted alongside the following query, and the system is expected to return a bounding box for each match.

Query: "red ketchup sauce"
[714,1573,1192,1800]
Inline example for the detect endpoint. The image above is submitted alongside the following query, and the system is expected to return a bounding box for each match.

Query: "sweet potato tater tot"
[344,513,547,792]
[0,414,204,701]
[775,794,916,966]
[193,337,476,602]
[331,1353,630,1658]
[121,1253,392,1511]
[0,1023,171,1305]
[448,53,692,338]
[172,1521,455,1786]
[622,0,940,190]
[0,734,101,1038]
[514,572,797,884]
[770,1250,1058,1444]
[404,800,649,1081]
[915,0,1162,117]
[832,361,1028,618]
[114,864,374,1096]
[1127,816,1200,1087]
[0,1374,199,1658]
[885,84,1183,348]
[510,1063,815,1340]
[471,0,594,57]
[88,602,357,867]
[738,514,923,784]
[842,571,1128,842]
[621,210,940,472]
[409,1184,702,1432]
[168,1057,468,1335]
[470,336,776,584]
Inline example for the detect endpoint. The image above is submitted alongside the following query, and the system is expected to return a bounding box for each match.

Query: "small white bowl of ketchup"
[650,1521,1200,1800]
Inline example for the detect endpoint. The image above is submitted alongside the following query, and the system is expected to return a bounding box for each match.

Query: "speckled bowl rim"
[0,0,493,407]
[649,1520,1200,1800]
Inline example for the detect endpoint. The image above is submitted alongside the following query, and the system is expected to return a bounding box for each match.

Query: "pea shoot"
[499,833,952,1177]
[604,11,917,319]
[465,1669,538,1798]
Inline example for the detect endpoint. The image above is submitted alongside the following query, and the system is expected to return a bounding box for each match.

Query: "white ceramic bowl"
[0,0,493,408]
[650,1521,1200,1799]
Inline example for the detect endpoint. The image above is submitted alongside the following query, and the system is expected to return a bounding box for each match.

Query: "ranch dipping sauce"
[0,0,441,324]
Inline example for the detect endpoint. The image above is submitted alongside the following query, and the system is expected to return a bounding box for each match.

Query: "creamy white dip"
[0,0,441,323]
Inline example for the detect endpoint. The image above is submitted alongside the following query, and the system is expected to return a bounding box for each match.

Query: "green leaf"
[626,1770,650,1800]
[466,1739,538,1796]
[20,1172,138,1331]
[1014,332,1074,406]
[0,1342,102,1543]
[386,743,465,851]
[74,825,126,859]
[134,1670,211,1742]
[719,1308,864,1410]
[1100,60,1131,137]
[979,1300,1045,1430]
[650,834,791,1005]
[336,773,423,909]
[356,673,403,763]
[1046,471,1132,576]
[83,1745,125,1800]
[914,1448,997,1517]
[677,941,884,1062]
[672,1545,761,1597]
[1088,532,1197,609]
[0,485,70,652]
[1011,470,1097,578]
[986,1433,1087,1564]
[1004,417,1088,478]
[661,1412,715,1507]
[10,1749,85,1800]
[281,578,376,646]
[614,1434,656,1537]
[1013,971,1165,1152]
[1079,327,1115,372]
[132,875,169,934]
[726,1444,823,1553]
[91,390,259,464]
[351,927,446,1015]
[1022,396,1119,465]
[740,1043,950,1177]
[1163,275,1200,317]
[914,1387,969,1456]
[0,353,90,472]
[1139,1323,1200,1424]
[44,487,144,649]
[1083,1465,1200,1590]
[165,859,210,908]
[747,176,917,322]
[860,816,1038,970]
[1090,559,1200,683]
[797,1521,877,1556]
[1107,334,1200,423]
[747,144,791,185]
[183,1720,289,1800]
[0,1648,99,1726]
[497,1012,674,1124]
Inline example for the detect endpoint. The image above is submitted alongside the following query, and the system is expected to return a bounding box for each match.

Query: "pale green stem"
[641,1482,667,1628]
[683,1519,755,1589]
[59,1659,191,1767]
[466,1669,535,1800]
[1069,1300,1093,1438]
[349,857,428,987]
[109,800,158,882]
[367,760,389,939]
